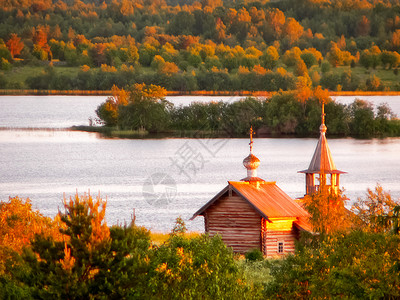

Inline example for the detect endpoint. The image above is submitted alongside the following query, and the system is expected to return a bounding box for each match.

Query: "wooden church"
[191,129,311,257]
[191,105,345,257]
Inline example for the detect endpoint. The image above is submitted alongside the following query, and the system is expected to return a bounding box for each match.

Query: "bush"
[245,248,264,261]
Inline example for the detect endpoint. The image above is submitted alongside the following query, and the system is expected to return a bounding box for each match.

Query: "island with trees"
[90,83,400,138]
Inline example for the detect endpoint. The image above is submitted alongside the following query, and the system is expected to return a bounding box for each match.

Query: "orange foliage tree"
[284,17,304,45]
[302,177,350,235]
[0,197,64,272]
[6,34,24,58]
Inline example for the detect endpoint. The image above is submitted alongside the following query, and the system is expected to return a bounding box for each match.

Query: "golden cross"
[249,126,254,153]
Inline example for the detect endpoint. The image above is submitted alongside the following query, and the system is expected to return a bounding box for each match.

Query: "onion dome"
[243,153,260,172]
[241,127,263,181]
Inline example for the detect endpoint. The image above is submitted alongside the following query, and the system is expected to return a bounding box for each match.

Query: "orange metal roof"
[191,180,309,221]
[293,217,313,232]
[229,181,309,219]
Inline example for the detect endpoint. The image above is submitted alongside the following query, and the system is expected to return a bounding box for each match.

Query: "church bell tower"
[299,103,346,196]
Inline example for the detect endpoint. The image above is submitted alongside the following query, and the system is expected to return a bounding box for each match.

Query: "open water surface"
[0,95,399,231]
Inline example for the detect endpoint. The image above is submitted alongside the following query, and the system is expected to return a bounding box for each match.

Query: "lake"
[0,95,399,232]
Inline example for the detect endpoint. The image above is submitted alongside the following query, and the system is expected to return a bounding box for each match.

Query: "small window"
[278,242,284,253]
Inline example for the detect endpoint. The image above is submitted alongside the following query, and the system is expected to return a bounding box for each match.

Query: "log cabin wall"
[263,217,297,258]
[204,193,261,253]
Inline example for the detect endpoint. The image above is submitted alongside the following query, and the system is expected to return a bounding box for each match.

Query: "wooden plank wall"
[263,218,297,257]
[264,231,297,257]
[205,194,261,253]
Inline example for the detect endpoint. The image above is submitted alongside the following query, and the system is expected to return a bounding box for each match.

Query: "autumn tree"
[356,15,371,36]
[151,54,165,70]
[294,75,313,104]
[159,61,179,75]
[351,185,400,233]
[326,42,354,67]
[302,177,350,235]
[215,18,227,42]
[390,29,400,50]
[366,74,383,91]
[32,26,51,60]
[139,42,158,66]
[6,34,24,58]
[337,34,346,50]
[126,42,139,64]
[283,17,304,46]
[265,8,286,39]
[0,197,64,273]
[96,85,128,126]
[294,58,308,76]
[261,45,279,69]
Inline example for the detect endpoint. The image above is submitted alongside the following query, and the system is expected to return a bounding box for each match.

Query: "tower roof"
[299,103,346,175]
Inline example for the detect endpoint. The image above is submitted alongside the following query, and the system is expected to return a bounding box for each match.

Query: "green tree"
[168,11,195,36]
[300,52,317,68]
[264,230,400,299]
[381,50,400,69]
[149,221,258,299]
[352,185,400,233]
[117,83,171,132]
[360,46,381,69]
[349,99,375,136]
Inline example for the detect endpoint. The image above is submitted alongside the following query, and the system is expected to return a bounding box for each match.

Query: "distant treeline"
[96,84,400,138]
[17,62,395,92]
[22,64,296,91]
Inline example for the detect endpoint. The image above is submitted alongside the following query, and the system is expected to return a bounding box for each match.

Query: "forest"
[1,185,400,299]
[2,0,400,91]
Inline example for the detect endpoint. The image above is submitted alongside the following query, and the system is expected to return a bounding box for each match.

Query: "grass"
[315,64,400,90]
[4,64,81,89]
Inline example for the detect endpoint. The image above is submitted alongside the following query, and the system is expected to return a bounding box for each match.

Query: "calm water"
[0,95,399,232]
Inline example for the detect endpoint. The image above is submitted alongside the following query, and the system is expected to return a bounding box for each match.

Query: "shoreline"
[70,125,399,140]
[1,89,400,97]
[1,126,394,140]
